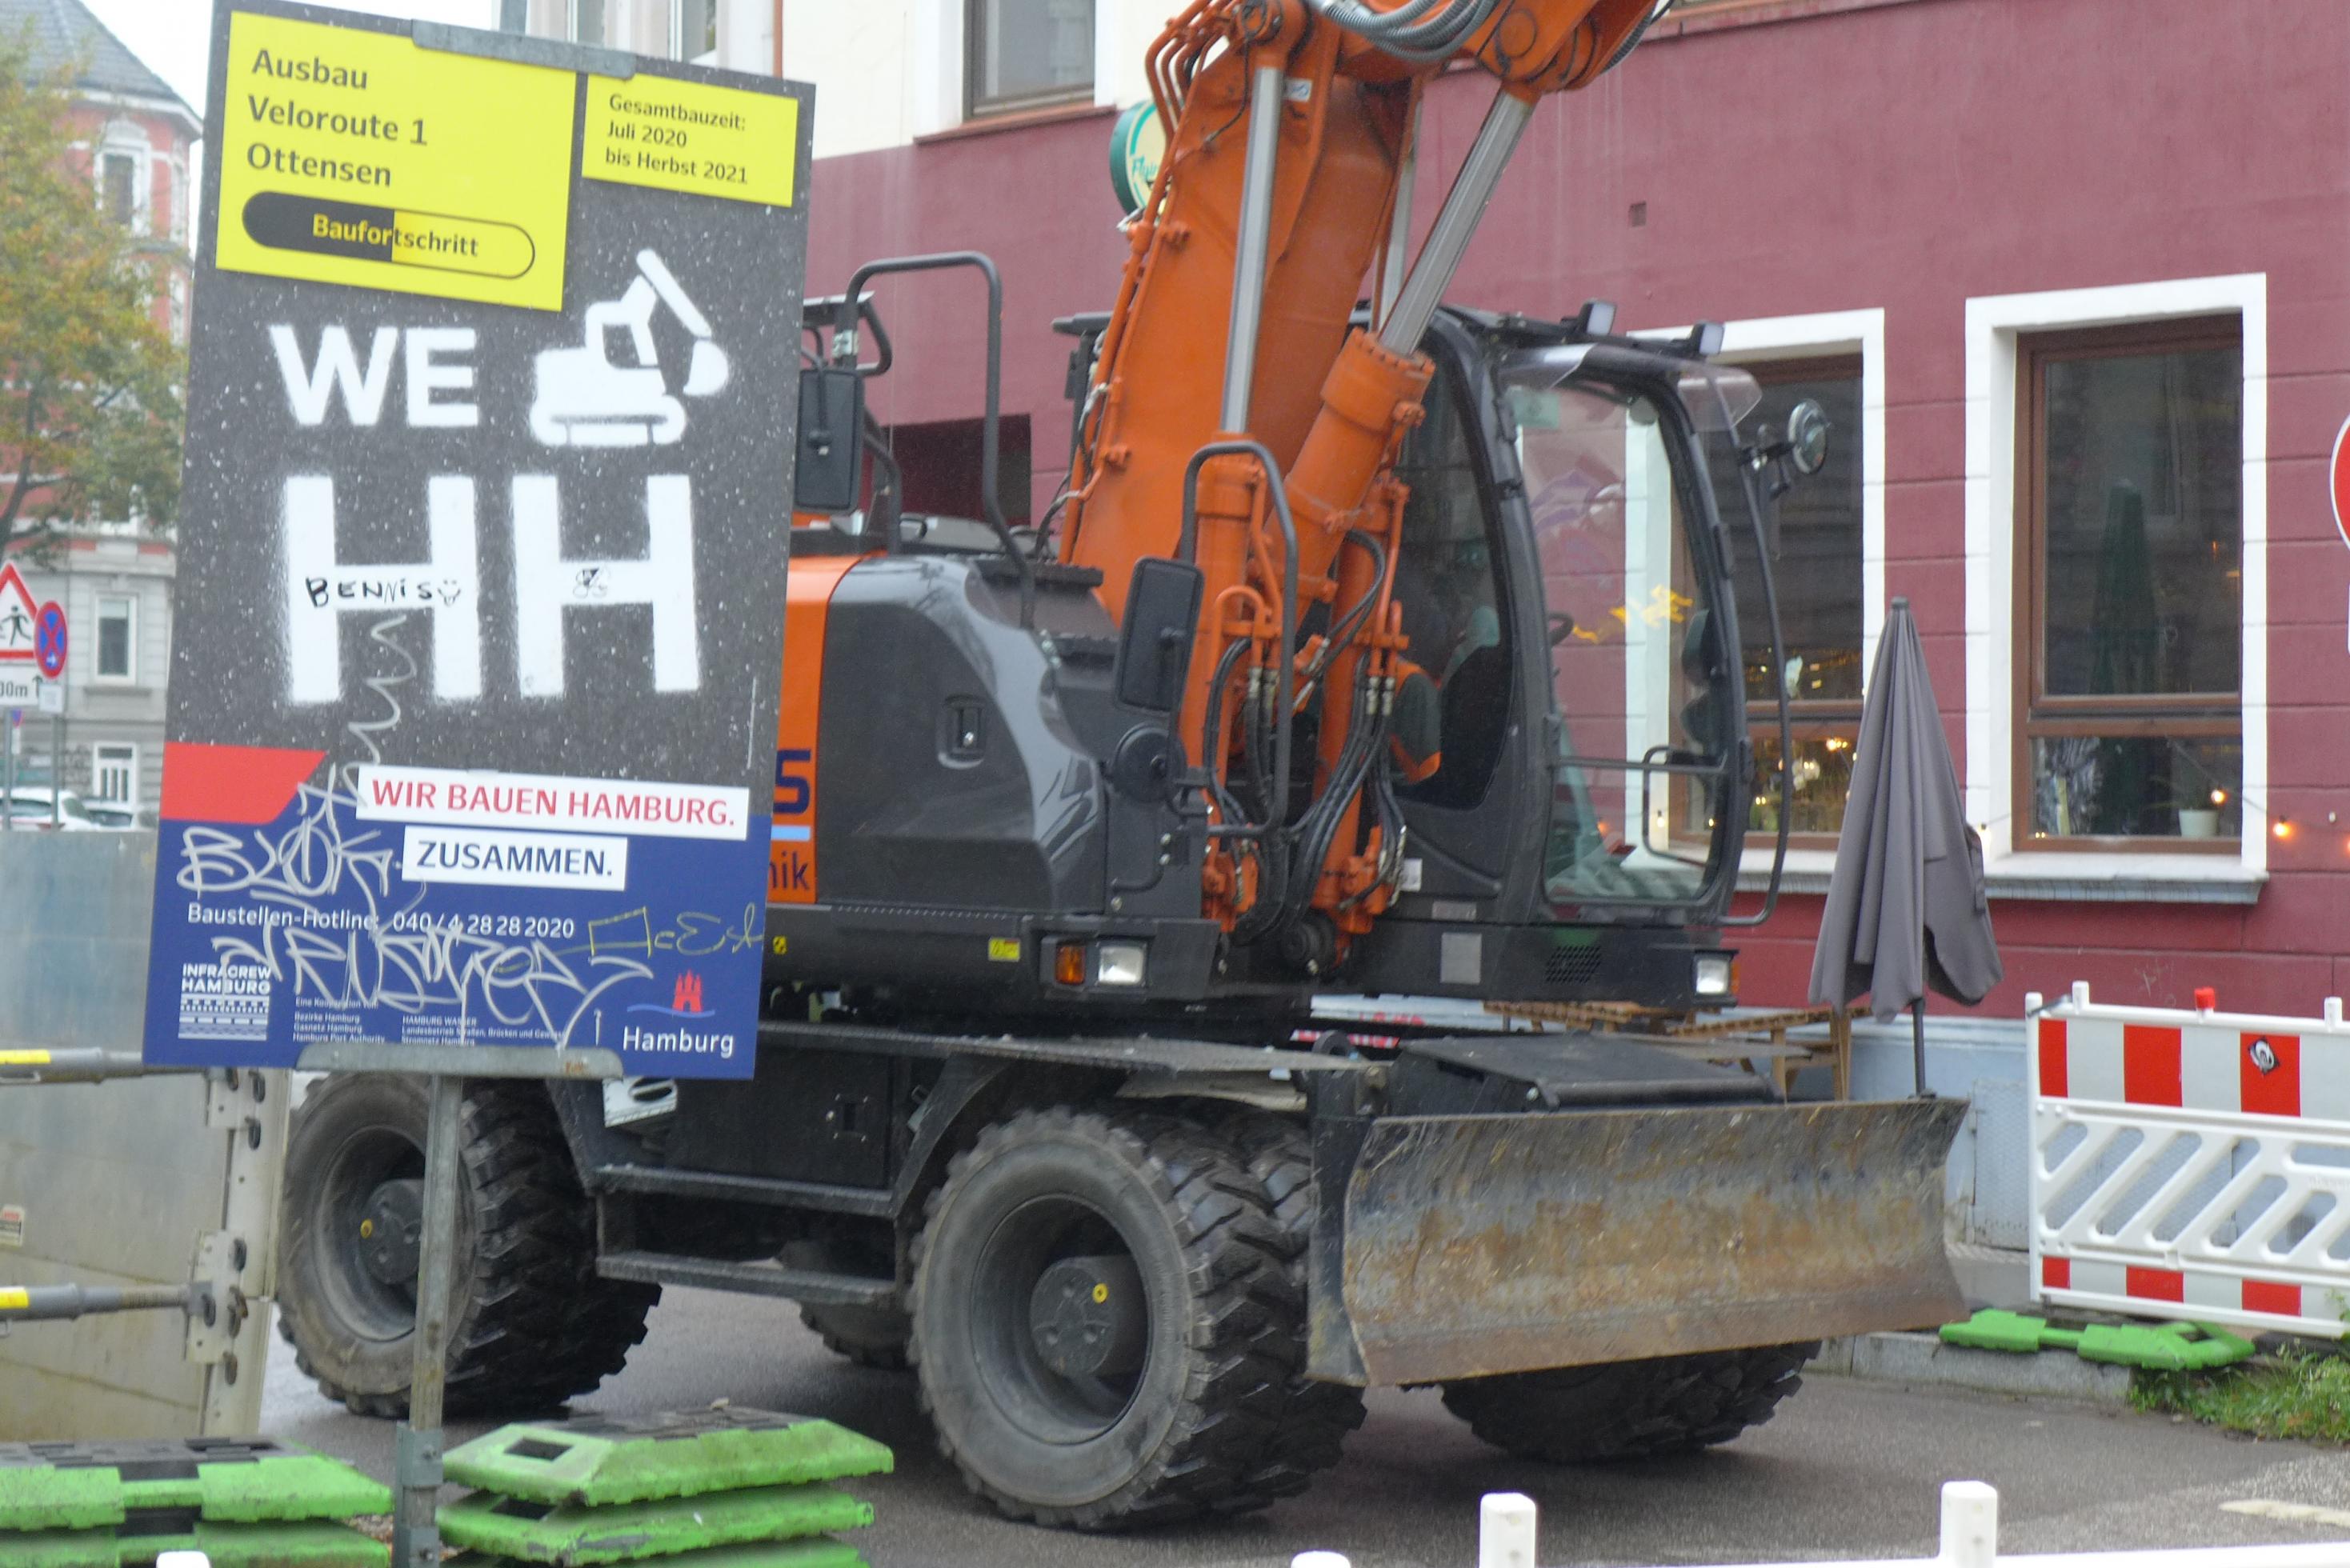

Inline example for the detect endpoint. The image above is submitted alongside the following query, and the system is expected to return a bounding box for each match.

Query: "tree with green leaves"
[0,34,185,558]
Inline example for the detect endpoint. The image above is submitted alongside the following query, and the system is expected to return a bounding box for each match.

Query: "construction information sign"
[142,0,813,1078]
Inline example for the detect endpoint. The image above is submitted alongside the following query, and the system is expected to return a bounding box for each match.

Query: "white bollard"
[1480,1491,1539,1568]
[154,1554,211,1568]
[1293,1553,1353,1568]
[1939,1480,2000,1568]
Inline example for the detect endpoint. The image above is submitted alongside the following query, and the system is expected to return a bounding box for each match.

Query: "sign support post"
[394,1070,462,1568]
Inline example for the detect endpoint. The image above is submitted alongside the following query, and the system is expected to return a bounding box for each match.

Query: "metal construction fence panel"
[1290,1483,2350,1568]
[2027,983,2350,1338]
[0,834,287,1439]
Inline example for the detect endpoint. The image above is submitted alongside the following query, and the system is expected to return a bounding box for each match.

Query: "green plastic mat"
[438,1483,873,1566]
[0,1519,389,1568]
[0,1530,114,1568]
[0,1439,391,1530]
[447,1539,867,1568]
[446,1410,891,1508]
[114,1518,390,1567]
[1941,1309,2257,1370]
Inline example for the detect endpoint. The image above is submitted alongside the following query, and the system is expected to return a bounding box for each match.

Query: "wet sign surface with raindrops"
[144,0,814,1078]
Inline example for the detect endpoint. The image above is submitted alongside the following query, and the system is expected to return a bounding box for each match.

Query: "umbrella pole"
[1911,999,1929,1098]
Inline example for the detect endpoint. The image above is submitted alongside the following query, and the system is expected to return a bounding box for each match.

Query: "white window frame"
[90,743,138,808]
[94,126,150,235]
[1636,310,1885,887]
[1964,274,2268,900]
[670,0,719,62]
[566,0,607,45]
[914,0,1112,136]
[93,594,137,684]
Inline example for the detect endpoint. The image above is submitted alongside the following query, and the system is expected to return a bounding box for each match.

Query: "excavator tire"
[278,1074,659,1419]
[799,1305,912,1371]
[908,1106,1299,1529]
[785,1242,911,1370]
[1438,1342,1820,1464]
[1225,1114,1367,1498]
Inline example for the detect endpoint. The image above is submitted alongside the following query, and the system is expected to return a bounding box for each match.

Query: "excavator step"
[595,1252,895,1306]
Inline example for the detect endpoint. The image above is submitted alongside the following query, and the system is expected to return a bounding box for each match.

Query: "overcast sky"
[81,0,502,115]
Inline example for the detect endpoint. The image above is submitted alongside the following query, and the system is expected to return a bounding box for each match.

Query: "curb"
[1812,1330,2134,1406]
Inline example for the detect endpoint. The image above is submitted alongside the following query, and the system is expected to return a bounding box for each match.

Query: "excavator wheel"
[908,1106,1300,1529]
[277,1074,659,1418]
[1225,1114,1367,1497]
[1438,1342,1820,1464]
[786,1242,912,1371]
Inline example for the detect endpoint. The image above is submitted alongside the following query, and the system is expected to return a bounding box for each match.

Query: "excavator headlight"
[1095,942,1149,988]
[1693,953,1736,998]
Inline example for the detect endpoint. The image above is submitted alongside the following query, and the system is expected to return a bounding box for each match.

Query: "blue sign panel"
[34,603,66,680]
[144,2,813,1078]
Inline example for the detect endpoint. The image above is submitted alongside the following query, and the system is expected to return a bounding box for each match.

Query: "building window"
[91,744,137,806]
[672,0,716,60]
[1706,357,1864,841]
[2017,318,2242,847]
[967,0,1094,117]
[95,596,135,682]
[98,150,139,230]
[569,0,607,45]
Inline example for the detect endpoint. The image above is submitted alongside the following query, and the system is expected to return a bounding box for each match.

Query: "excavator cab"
[1339,307,1782,1009]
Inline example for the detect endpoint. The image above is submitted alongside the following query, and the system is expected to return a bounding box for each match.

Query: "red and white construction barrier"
[2028,984,2350,1337]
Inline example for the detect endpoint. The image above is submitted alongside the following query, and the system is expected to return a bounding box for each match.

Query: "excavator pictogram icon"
[529,248,731,447]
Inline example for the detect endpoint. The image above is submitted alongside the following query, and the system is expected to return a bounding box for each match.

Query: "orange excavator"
[280,0,1968,1530]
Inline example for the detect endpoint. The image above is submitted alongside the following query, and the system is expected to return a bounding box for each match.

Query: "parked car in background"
[82,801,147,830]
[3,788,104,830]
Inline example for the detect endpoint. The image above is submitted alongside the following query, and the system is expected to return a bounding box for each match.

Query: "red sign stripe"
[2126,1266,2186,1303]
[2242,1280,2301,1318]
[2037,1018,2069,1098]
[159,742,326,824]
[2040,1257,2071,1290]
[2123,1025,2184,1107]
[2240,1034,2301,1118]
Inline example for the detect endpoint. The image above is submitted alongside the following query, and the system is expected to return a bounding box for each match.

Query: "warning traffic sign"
[0,565,36,663]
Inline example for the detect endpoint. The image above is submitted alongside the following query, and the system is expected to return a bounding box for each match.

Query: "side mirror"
[793,366,864,516]
[1115,557,1203,714]
[1784,398,1832,477]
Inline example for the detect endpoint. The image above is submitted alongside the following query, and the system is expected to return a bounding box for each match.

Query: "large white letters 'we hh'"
[511,475,700,697]
[282,475,482,704]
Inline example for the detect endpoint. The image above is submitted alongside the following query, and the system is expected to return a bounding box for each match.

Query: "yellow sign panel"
[215,12,576,310]
[584,74,799,208]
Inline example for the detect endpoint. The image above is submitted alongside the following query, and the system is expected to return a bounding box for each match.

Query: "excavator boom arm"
[1059,0,1667,949]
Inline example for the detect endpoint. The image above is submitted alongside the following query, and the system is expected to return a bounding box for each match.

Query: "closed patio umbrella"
[1808,598,2002,1094]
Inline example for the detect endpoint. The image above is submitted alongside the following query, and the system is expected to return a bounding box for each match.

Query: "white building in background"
[518,1,1149,159]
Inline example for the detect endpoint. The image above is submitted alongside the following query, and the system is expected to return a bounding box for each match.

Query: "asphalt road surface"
[266,1288,2350,1568]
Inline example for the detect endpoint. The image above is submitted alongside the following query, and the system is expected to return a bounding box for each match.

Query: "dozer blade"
[1312,1098,1968,1385]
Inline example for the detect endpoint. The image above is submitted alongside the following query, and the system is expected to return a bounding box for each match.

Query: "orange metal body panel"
[769,552,864,906]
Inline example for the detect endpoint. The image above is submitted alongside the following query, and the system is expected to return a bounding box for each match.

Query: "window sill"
[915,99,1115,147]
[1738,846,2265,905]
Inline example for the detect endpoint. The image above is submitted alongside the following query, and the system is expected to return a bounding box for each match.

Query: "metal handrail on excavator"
[835,251,1037,627]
